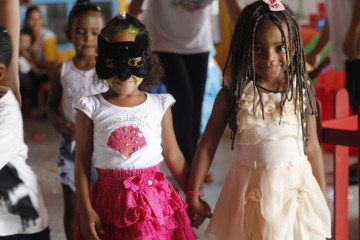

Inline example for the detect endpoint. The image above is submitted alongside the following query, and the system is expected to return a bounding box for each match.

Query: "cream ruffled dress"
[205,81,331,240]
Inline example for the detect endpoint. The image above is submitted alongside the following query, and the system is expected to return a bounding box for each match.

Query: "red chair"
[317,88,360,239]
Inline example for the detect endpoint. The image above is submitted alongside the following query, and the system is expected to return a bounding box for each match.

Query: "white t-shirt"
[325,0,360,71]
[60,59,108,124]
[73,92,175,169]
[18,56,31,74]
[0,87,48,236]
[142,1,213,54]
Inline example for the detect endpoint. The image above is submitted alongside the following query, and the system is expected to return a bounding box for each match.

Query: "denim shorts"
[57,137,97,192]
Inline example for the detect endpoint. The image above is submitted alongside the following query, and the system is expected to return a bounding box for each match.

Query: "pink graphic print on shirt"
[107,126,147,157]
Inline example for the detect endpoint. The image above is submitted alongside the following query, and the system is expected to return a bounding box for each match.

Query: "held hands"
[186,194,212,228]
[79,208,104,240]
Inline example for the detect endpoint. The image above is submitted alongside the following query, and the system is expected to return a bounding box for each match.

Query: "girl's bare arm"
[75,111,103,240]
[187,87,229,199]
[0,0,21,104]
[47,63,75,140]
[161,107,189,193]
[306,115,327,197]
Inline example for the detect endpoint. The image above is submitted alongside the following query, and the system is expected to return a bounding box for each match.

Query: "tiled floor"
[24,117,359,240]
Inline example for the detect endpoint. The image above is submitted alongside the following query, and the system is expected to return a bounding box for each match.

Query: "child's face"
[253,21,291,84]
[19,33,31,53]
[69,11,104,57]
[104,32,141,90]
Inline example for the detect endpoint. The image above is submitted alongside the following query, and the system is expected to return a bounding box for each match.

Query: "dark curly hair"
[95,12,163,90]
[0,24,12,67]
[224,1,317,151]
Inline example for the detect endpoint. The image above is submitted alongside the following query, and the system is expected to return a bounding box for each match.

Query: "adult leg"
[157,52,196,165]
[184,53,209,154]
[157,52,209,166]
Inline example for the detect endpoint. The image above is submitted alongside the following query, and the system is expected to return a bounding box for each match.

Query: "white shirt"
[0,87,48,236]
[60,59,108,124]
[325,0,360,70]
[73,93,175,169]
[142,0,213,54]
[18,56,31,74]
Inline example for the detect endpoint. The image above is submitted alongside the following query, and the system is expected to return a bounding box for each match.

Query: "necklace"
[255,83,286,93]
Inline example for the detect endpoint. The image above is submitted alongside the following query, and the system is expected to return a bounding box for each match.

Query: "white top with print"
[73,92,175,169]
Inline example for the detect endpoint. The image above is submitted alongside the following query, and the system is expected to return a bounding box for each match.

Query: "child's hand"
[186,196,212,228]
[79,208,104,240]
[60,121,75,140]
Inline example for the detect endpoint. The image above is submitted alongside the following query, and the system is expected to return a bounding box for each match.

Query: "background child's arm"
[161,107,189,193]
[29,61,48,76]
[75,111,104,240]
[306,115,327,198]
[128,0,144,17]
[47,63,75,140]
[186,87,229,221]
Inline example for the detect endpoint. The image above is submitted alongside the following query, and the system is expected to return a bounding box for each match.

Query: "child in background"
[19,29,47,76]
[73,12,197,240]
[19,29,48,117]
[19,29,33,75]
[46,1,106,239]
[23,5,58,117]
[0,24,50,240]
[186,1,332,239]
[23,5,57,72]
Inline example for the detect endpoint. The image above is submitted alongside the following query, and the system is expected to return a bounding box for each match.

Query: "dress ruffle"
[205,160,331,240]
[239,81,306,119]
[237,81,306,145]
[76,165,196,240]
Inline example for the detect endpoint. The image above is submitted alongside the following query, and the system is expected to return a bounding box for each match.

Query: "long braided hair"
[224,1,317,152]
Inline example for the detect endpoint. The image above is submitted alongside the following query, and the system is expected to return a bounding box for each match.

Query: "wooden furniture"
[317,88,360,239]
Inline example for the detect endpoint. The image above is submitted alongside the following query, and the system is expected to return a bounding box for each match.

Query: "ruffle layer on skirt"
[205,160,331,240]
[76,164,196,240]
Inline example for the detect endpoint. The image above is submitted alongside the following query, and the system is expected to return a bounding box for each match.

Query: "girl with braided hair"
[186,1,331,239]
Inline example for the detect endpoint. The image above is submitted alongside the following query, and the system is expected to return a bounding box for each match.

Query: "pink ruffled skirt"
[76,164,196,240]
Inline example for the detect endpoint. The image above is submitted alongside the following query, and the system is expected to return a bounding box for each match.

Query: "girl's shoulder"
[146,92,175,112]
[73,93,102,112]
[148,92,174,101]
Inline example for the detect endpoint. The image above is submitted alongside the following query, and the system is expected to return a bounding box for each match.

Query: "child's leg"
[36,82,49,118]
[62,184,77,240]
[56,137,78,240]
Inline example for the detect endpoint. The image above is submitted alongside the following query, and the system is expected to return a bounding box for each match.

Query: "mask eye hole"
[104,59,117,68]
[128,57,142,67]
